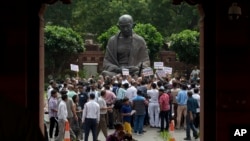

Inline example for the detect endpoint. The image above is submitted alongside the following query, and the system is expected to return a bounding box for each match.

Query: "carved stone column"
[39,3,46,135]
[197,3,204,141]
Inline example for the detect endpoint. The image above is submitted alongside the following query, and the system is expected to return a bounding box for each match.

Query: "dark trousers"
[144,105,149,125]
[169,103,172,120]
[186,114,198,138]
[194,112,200,128]
[49,117,59,138]
[160,111,169,131]
[84,118,97,141]
[173,103,178,126]
[107,110,114,129]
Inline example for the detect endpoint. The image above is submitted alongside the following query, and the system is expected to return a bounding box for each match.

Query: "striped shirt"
[48,97,58,118]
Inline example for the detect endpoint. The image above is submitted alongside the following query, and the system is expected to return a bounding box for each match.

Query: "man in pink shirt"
[158,88,170,132]
[104,84,117,129]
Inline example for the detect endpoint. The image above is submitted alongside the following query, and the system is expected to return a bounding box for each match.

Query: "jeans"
[133,114,145,134]
[160,111,169,131]
[84,118,97,141]
[186,113,198,138]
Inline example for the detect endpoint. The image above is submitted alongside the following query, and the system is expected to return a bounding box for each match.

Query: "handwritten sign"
[154,62,164,69]
[164,67,172,74]
[70,64,79,72]
[122,69,129,75]
[156,70,166,78]
[143,68,154,76]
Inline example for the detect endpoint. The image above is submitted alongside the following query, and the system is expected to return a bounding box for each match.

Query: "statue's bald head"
[118,14,133,25]
[117,14,134,37]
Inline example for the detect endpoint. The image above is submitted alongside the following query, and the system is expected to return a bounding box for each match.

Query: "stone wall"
[75,44,195,76]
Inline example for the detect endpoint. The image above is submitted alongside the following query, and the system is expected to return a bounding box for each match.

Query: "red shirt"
[159,93,170,111]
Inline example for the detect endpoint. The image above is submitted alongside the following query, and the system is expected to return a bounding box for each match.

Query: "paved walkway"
[46,124,200,141]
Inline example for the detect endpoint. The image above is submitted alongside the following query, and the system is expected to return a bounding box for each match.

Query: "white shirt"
[82,100,100,123]
[147,89,159,103]
[98,97,107,114]
[47,88,53,100]
[190,69,200,78]
[192,93,200,113]
[122,79,129,85]
[57,100,68,121]
[125,86,137,102]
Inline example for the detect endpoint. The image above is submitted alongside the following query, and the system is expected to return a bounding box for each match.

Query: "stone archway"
[38,1,205,139]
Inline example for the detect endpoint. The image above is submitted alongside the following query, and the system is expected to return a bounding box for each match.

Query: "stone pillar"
[197,4,204,141]
[39,3,46,135]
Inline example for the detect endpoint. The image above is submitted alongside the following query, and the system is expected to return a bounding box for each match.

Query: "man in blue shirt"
[184,91,199,140]
[132,90,147,135]
[176,84,188,129]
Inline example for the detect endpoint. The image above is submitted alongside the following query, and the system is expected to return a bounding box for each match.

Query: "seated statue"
[102,14,150,77]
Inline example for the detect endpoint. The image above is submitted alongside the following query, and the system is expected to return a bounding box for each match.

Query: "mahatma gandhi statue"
[101,14,150,77]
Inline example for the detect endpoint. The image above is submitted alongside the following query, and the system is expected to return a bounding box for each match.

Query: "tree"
[97,23,164,62]
[44,2,76,27]
[44,25,85,76]
[148,0,199,37]
[72,0,150,36]
[169,29,199,65]
[44,0,199,40]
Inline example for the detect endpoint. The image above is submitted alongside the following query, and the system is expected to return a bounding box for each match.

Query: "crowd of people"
[44,68,201,141]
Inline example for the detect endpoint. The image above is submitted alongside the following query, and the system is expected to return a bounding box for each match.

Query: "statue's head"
[117,14,134,37]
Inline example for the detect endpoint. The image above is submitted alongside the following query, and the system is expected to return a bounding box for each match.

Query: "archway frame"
[38,2,205,141]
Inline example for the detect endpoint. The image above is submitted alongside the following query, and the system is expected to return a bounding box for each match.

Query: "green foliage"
[45,0,199,41]
[44,2,76,27]
[44,25,85,75]
[134,23,164,61]
[78,68,87,78]
[169,29,199,65]
[160,130,170,141]
[97,26,119,51]
[148,0,199,37]
[71,0,150,35]
[97,23,164,61]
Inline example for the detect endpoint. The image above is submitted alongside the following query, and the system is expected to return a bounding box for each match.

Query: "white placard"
[154,62,164,69]
[142,68,154,76]
[122,69,129,75]
[164,67,172,74]
[156,70,166,78]
[70,64,79,72]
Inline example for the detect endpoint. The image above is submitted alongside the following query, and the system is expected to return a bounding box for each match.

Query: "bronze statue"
[102,14,150,77]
